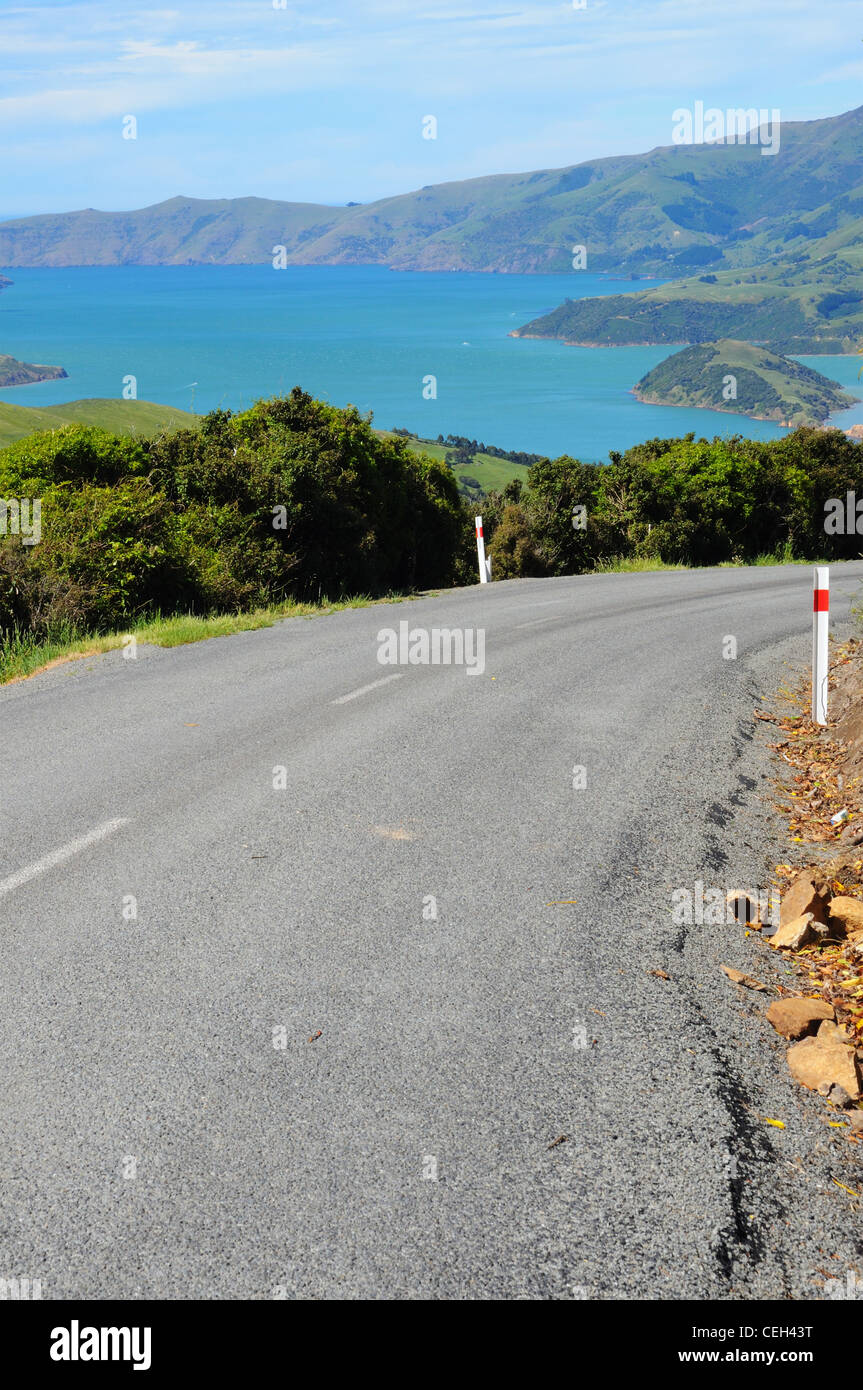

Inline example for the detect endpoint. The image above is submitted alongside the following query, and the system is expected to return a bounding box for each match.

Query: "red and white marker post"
[812,566,829,726]
[475,516,491,584]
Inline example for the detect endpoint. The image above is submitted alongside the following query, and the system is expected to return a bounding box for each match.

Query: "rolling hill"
[633,339,859,424]
[513,205,863,354]
[1,106,862,278]
[0,398,199,448]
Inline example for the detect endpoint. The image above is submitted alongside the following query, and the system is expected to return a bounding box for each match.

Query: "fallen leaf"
[547,1135,568,1150]
[763,1118,786,1129]
[308,1030,322,1043]
[720,964,769,991]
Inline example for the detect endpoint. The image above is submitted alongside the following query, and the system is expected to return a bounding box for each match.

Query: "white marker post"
[812,566,829,726]
[475,516,490,584]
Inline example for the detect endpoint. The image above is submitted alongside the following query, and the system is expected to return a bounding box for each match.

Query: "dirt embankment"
[746,639,863,1140]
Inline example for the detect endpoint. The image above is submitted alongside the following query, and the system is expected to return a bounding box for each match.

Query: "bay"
[0,264,850,461]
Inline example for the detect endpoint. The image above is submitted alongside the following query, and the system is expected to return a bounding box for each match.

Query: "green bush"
[0,389,466,639]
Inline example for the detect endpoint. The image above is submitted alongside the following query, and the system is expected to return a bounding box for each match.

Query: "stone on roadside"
[787,1035,862,1100]
[781,874,828,927]
[827,896,863,936]
[769,912,816,950]
[817,1082,853,1107]
[816,1018,851,1044]
[766,997,834,1040]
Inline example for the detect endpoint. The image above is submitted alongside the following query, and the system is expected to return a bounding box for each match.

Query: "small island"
[0,353,68,388]
[632,339,858,426]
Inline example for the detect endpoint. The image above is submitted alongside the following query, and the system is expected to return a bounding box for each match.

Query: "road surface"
[2,563,862,1299]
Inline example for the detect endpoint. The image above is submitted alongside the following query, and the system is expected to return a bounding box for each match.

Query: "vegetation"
[381,429,542,498]
[482,427,863,578]
[634,340,858,424]
[0,596,412,685]
[0,397,199,448]
[0,390,466,661]
[514,256,863,354]
[4,390,863,682]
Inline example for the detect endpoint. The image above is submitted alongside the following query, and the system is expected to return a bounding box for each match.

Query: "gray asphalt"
[2,563,863,1301]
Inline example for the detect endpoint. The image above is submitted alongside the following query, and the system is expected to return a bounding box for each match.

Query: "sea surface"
[1,265,861,462]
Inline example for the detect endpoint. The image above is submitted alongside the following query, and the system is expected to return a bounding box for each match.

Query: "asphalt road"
[2,563,863,1301]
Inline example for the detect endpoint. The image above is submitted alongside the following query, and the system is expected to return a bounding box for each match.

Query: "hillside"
[633,339,858,424]
[513,231,863,353]
[0,353,67,387]
[0,397,199,447]
[378,430,536,496]
[1,106,863,277]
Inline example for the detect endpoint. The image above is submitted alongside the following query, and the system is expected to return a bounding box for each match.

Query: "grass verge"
[0,593,418,686]
[591,555,688,573]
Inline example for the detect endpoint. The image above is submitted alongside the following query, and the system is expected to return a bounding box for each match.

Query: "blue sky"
[1,0,861,215]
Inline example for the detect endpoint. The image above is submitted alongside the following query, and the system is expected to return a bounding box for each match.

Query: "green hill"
[0,353,67,387]
[1,106,863,277]
[0,397,199,447]
[633,339,859,425]
[378,431,531,496]
[513,233,863,353]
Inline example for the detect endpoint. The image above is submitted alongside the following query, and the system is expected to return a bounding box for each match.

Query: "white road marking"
[0,818,131,900]
[331,674,404,705]
[514,616,558,630]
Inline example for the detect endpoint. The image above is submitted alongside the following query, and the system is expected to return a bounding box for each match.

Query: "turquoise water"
[0,265,856,461]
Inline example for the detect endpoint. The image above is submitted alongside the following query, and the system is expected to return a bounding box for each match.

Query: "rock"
[817,1082,852,1107]
[766,997,834,1039]
[787,1035,862,1100]
[846,1110,863,1131]
[781,874,828,927]
[827,896,863,936]
[770,912,816,950]
[817,1019,851,1044]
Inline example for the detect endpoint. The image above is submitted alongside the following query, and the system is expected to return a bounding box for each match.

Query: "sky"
[1,0,861,215]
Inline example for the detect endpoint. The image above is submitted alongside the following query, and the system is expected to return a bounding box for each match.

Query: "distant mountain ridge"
[1,105,862,276]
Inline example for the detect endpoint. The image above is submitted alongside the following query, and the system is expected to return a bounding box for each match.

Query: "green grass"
[0,592,417,685]
[591,555,688,573]
[596,548,841,573]
[0,398,200,447]
[378,431,531,492]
